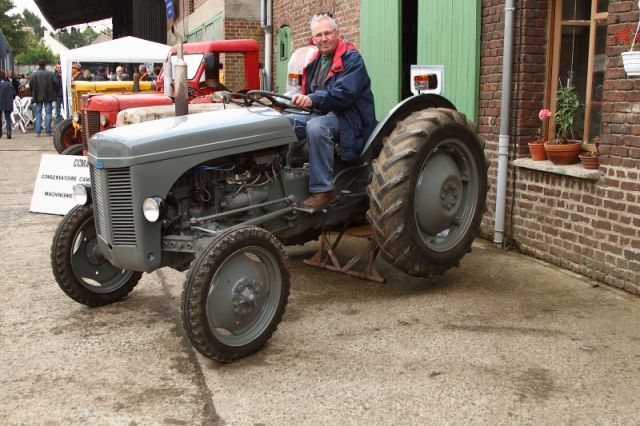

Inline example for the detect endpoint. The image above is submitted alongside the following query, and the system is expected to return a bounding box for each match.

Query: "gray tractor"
[51,90,487,362]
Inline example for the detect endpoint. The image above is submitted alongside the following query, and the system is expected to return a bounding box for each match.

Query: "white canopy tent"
[59,36,171,116]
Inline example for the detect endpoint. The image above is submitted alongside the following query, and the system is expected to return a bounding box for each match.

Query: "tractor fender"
[360,93,456,162]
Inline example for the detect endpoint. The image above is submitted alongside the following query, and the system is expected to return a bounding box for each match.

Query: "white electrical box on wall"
[410,65,444,96]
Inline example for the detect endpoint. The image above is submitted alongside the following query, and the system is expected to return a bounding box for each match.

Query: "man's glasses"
[312,29,336,40]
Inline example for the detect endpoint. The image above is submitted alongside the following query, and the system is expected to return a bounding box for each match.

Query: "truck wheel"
[53,118,80,154]
[182,226,290,362]
[51,205,142,307]
[367,108,487,277]
[60,143,83,155]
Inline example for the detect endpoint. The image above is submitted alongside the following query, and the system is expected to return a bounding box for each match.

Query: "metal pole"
[261,0,273,91]
[493,0,515,248]
[171,26,188,116]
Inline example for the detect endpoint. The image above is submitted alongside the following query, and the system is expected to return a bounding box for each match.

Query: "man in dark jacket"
[0,70,16,139]
[290,13,376,209]
[30,59,56,136]
[53,64,63,125]
[93,66,107,81]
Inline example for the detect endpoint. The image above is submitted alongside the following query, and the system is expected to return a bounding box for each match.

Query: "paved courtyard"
[0,131,638,424]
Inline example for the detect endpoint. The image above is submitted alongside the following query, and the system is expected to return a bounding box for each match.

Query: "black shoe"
[7,135,11,139]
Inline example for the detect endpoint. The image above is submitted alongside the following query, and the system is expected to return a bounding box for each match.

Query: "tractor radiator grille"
[81,111,100,152]
[91,165,107,240]
[91,166,137,246]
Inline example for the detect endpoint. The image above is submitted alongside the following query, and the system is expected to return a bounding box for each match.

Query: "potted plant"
[544,84,583,165]
[528,108,550,160]
[579,136,600,169]
[616,20,640,76]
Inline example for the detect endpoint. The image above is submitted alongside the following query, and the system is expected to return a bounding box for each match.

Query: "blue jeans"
[288,112,339,193]
[55,96,63,125]
[35,101,53,135]
[1,110,11,137]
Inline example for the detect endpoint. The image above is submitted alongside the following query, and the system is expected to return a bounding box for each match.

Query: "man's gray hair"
[310,13,337,32]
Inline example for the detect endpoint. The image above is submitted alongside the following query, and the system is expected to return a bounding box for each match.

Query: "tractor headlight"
[72,184,91,205]
[72,111,81,123]
[143,197,166,222]
[100,114,109,127]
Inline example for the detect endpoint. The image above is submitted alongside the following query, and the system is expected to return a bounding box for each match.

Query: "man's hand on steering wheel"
[290,94,313,109]
[244,90,312,114]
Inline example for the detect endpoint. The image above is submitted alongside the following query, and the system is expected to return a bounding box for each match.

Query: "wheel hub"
[440,179,461,211]
[231,278,263,316]
[414,151,463,236]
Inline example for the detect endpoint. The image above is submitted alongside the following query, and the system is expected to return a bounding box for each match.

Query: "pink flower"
[538,108,552,120]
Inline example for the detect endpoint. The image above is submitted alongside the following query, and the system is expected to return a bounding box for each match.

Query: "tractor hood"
[89,107,298,168]
[84,93,172,111]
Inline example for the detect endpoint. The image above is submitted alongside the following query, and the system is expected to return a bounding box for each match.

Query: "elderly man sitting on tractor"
[289,13,377,210]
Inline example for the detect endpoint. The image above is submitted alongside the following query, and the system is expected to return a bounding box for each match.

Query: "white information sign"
[30,154,91,215]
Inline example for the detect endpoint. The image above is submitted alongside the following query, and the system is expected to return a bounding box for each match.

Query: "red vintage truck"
[61,39,261,154]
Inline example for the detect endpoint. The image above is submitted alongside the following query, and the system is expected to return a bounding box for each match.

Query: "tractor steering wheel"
[244,90,312,114]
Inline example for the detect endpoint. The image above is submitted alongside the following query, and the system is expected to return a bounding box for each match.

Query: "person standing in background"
[53,64,63,125]
[7,71,19,95]
[30,59,55,137]
[71,63,82,81]
[92,66,107,81]
[110,66,130,81]
[0,70,16,139]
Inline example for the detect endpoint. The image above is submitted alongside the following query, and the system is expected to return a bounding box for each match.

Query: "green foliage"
[15,32,57,65]
[0,0,29,55]
[57,26,99,49]
[554,84,582,144]
[21,9,44,38]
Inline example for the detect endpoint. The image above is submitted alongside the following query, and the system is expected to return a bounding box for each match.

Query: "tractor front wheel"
[51,205,142,306]
[182,226,290,362]
[53,118,80,154]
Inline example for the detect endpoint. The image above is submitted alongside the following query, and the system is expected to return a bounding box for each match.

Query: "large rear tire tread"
[182,226,290,363]
[367,108,487,277]
[51,205,142,307]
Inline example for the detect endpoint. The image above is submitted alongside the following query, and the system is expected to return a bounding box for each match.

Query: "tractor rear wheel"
[367,108,487,277]
[53,118,80,154]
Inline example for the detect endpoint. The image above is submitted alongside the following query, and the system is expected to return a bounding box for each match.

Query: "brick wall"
[271,0,361,87]
[479,0,639,294]
[224,18,264,91]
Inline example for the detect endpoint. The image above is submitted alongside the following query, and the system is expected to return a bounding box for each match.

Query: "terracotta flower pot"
[527,141,547,161]
[579,153,600,169]
[544,141,581,165]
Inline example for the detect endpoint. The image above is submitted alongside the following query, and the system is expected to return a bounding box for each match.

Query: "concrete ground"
[1,131,639,425]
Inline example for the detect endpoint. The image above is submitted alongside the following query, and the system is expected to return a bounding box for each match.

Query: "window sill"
[512,158,601,181]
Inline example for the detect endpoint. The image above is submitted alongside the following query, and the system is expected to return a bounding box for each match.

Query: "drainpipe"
[493,0,516,248]
[261,0,272,91]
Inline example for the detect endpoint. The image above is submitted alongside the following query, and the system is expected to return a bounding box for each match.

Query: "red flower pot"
[579,153,600,169]
[544,142,581,165]
[527,141,547,161]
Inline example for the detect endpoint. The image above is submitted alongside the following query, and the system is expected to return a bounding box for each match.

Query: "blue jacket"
[303,40,376,161]
[0,80,15,111]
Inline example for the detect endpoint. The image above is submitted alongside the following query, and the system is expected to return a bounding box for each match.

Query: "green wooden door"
[276,26,292,93]
[417,0,480,121]
[360,0,401,120]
